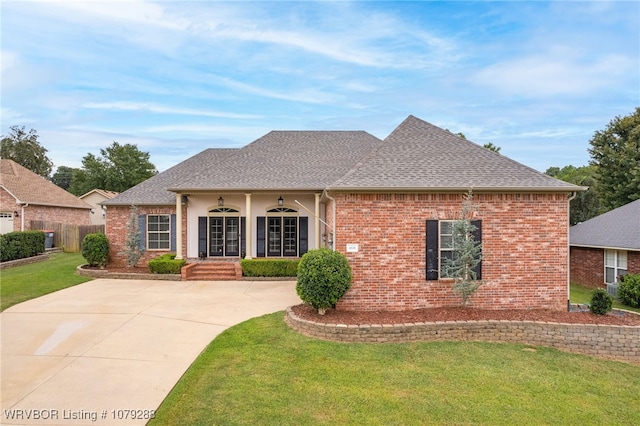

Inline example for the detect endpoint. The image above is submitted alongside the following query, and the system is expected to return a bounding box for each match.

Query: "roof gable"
[329,115,582,191]
[570,199,640,250]
[0,159,91,209]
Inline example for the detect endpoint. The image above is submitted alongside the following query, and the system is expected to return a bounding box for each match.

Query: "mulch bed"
[292,304,640,326]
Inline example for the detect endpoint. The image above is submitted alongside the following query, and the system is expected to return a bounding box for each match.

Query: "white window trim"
[604,249,627,284]
[147,214,171,250]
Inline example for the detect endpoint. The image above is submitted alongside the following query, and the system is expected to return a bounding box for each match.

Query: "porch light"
[278,196,284,206]
[13,211,19,217]
[218,196,224,206]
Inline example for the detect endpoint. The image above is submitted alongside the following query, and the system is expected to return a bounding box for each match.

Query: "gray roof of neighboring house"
[329,116,582,191]
[168,131,384,191]
[104,115,583,206]
[570,199,640,250]
[103,149,238,206]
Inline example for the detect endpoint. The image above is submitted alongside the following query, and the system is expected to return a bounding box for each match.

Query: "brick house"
[103,115,582,311]
[0,159,92,234]
[570,199,640,288]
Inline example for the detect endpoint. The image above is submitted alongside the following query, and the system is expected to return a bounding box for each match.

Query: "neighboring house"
[0,159,92,234]
[103,115,583,311]
[80,189,119,225]
[570,199,640,288]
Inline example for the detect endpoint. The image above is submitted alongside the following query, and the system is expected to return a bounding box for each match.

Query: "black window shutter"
[299,216,308,256]
[256,216,265,257]
[138,215,146,251]
[471,220,482,280]
[426,220,439,280]
[198,216,207,257]
[240,217,246,258]
[170,214,177,252]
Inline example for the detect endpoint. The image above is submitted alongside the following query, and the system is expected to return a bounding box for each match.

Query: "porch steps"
[181,262,242,281]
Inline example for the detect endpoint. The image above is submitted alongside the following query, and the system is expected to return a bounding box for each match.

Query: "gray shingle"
[103,149,238,206]
[329,115,582,191]
[570,199,640,250]
[169,131,384,191]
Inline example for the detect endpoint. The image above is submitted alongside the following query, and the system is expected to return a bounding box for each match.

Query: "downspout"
[322,190,336,251]
[20,203,29,231]
[567,192,577,311]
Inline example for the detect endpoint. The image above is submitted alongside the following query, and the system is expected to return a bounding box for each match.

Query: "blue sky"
[2,1,638,173]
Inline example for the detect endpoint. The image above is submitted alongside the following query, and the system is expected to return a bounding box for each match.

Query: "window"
[605,250,627,284]
[256,208,308,258]
[147,214,171,250]
[426,219,482,280]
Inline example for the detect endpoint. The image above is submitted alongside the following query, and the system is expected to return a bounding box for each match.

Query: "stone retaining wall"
[285,307,640,364]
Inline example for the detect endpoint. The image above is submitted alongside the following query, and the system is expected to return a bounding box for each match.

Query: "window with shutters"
[426,219,482,280]
[147,214,171,250]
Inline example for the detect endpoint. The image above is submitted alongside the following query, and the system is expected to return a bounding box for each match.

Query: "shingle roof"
[570,199,640,250]
[103,115,583,206]
[0,159,91,209]
[329,115,582,191]
[169,131,384,191]
[80,189,119,199]
[103,149,239,205]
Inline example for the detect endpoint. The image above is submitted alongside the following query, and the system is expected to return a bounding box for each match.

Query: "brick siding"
[285,307,640,364]
[106,205,185,267]
[334,192,570,311]
[571,247,640,288]
[1,188,90,232]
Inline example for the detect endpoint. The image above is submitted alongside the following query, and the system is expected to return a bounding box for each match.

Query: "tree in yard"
[68,141,157,195]
[0,126,54,178]
[50,166,80,191]
[121,205,145,268]
[588,107,640,211]
[545,165,601,224]
[442,191,483,306]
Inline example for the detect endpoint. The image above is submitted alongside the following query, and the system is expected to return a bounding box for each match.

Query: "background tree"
[0,126,53,178]
[588,107,640,211]
[483,142,501,153]
[69,142,157,195]
[545,165,601,224]
[50,166,80,191]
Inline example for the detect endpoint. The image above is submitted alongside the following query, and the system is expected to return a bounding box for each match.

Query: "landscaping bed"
[77,264,181,281]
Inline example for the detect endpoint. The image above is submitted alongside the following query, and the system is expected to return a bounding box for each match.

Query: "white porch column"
[245,193,252,259]
[175,193,183,259]
[314,193,321,249]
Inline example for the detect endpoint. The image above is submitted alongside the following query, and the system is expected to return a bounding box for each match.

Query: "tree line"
[0,126,157,196]
[1,107,638,221]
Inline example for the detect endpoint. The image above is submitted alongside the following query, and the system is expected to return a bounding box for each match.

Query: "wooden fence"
[30,221,105,253]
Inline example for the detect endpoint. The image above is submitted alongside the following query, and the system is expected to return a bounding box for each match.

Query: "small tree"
[442,191,483,306]
[121,206,146,268]
[296,249,352,315]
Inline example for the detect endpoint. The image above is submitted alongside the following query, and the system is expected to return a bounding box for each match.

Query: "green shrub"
[618,274,640,308]
[81,233,109,267]
[0,231,46,262]
[296,249,352,315]
[241,259,299,277]
[589,288,613,315]
[148,253,186,274]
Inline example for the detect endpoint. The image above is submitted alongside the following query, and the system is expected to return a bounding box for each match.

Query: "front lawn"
[150,312,640,425]
[0,252,92,311]
[571,282,640,313]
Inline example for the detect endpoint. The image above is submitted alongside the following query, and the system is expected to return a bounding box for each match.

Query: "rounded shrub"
[589,288,613,315]
[618,274,640,308]
[82,233,109,268]
[296,248,352,315]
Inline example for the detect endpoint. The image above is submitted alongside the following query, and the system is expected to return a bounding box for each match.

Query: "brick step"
[182,262,242,281]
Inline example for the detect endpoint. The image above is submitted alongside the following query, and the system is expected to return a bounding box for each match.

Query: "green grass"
[150,312,640,426]
[0,252,92,311]
[571,282,640,313]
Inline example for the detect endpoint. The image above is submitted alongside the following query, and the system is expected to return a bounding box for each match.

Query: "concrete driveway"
[1,278,301,425]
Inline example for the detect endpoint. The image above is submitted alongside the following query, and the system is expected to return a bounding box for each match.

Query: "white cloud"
[82,102,262,119]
